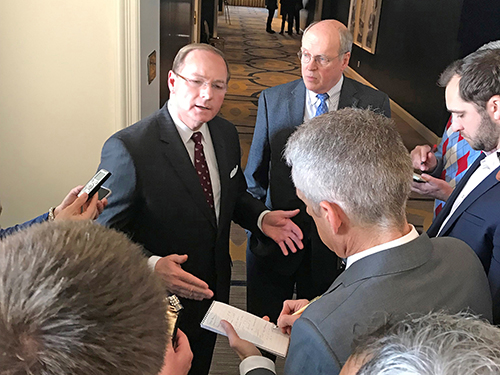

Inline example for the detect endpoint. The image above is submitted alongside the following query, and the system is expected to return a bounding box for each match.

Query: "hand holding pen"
[410,144,438,172]
[276,297,321,335]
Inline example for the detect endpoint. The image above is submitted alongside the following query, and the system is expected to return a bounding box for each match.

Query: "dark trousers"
[280,10,294,33]
[266,8,276,31]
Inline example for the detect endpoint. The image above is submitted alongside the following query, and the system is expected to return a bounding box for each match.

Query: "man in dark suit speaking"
[244,19,391,331]
[223,109,492,375]
[96,44,303,375]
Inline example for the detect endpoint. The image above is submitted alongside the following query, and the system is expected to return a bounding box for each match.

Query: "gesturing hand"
[261,209,304,256]
[155,254,214,300]
[277,299,309,335]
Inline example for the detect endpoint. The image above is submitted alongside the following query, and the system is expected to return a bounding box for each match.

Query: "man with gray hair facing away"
[0,221,192,375]
[341,312,500,375]
[222,108,492,375]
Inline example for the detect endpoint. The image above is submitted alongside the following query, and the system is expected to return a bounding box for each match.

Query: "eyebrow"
[189,73,226,83]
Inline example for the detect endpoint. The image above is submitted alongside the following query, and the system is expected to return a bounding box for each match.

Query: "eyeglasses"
[174,72,227,92]
[297,51,344,66]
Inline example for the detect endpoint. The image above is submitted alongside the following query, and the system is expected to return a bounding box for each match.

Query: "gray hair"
[284,108,412,228]
[303,21,353,55]
[172,43,231,82]
[354,312,500,375]
[0,221,168,375]
[438,47,500,109]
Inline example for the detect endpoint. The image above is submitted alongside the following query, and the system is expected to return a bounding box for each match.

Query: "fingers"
[82,193,100,219]
[278,242,289,256]
[277,314,299,335]
[220,320,261,360]
[156,255,214,300]
[169,254,189,265]
[280,208,300,218]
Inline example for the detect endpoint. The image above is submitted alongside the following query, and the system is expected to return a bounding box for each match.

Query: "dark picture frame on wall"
[348,0,382,54]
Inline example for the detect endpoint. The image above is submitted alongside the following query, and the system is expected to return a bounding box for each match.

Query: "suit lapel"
[157,107,217,228]
[338,77,360,109]
[428,153,485,236]
[440,163,500,236]
[288,80,306,126]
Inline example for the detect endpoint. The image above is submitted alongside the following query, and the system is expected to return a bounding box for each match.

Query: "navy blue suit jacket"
[428,153,500,323]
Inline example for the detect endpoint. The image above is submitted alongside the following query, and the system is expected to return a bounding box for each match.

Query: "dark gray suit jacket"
[278,234,492,375]
[244,77,391,277]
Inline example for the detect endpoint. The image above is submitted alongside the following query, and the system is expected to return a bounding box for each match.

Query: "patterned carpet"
[209,6,434,374]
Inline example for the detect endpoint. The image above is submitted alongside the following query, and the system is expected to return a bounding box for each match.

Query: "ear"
[319,201,346,234]
[167,70,176,93]
[340,52,351,71]
[487,95,500,122]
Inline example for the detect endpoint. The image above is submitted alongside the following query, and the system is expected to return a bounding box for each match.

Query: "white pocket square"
[230,165,238,179]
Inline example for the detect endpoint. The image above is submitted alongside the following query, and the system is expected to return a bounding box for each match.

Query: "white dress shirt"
[437,150,499,236]
[304,75,344,121]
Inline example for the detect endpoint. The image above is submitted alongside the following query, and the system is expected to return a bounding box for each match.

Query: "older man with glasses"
[95,43,304,375]
[244,20,391,356]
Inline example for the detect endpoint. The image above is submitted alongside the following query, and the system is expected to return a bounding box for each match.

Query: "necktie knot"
[192,131,202,144]
[317,93,329,101]
[315,93,329,117]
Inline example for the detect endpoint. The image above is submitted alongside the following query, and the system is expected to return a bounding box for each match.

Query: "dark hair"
[0,221,168,375]
[439,49,500,108]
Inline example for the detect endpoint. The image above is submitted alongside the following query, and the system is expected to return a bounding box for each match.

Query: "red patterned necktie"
[192,132,215,212]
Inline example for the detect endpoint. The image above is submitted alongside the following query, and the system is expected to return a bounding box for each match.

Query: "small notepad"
[200,301,290,357]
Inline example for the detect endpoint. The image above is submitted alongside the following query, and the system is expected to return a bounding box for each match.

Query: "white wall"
[141,0,161,117]
[0,1,125,227]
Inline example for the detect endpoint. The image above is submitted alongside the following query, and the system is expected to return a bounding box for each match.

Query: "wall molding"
[345,67,439,145]
[119,0,142,129]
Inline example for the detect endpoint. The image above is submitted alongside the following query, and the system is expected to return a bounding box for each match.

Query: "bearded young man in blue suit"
[244,19,391,335]
[427,48,500,324]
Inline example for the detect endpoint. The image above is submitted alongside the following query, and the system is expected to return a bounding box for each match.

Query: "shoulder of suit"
[261,78,303,95]
[109,107,166,143]
[343,76,388,98]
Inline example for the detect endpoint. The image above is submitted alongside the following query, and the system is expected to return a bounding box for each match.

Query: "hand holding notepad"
[200,301,290,357]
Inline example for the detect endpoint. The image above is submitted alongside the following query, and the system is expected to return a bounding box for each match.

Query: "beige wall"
[0,1,125,227]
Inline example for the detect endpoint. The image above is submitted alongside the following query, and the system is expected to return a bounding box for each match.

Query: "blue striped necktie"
[315,93,329,117]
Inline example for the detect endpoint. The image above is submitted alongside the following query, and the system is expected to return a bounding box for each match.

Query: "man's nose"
[199,83,213,98]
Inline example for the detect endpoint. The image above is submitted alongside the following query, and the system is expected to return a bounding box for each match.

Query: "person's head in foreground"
[0,221,190,375]
[341,312,500,375]
[284,107,412,256]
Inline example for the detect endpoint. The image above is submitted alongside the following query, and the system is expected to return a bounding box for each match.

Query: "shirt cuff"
[257,210,271,234]
[148,255,161,271]
[240,356,276,375]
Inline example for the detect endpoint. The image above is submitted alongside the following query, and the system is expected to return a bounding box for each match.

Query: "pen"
[421,144,438,165]
[291,296,322,316]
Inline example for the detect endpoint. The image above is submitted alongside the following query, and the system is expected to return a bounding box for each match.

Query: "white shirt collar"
[167,100,210,145]
[480,149,500,171]
[345,225,419,269]
[306,75,344,109]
